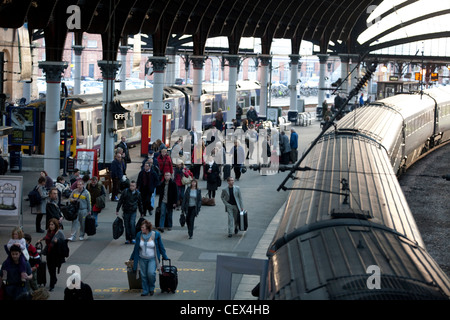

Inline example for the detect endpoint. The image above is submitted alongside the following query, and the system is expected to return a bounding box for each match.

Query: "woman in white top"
[129,220,169,296]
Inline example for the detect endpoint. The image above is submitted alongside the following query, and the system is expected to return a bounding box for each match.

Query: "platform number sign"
[163,101,173,111]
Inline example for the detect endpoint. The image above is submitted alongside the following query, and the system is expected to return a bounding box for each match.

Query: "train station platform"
[0,118,322,300]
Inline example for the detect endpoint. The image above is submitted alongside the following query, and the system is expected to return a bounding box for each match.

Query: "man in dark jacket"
[157,172,178,232]
[137,161,160,216]
[116,136,131,163]
[46,188,63,229]
[246,106,258,123]
[116,180,143,244]
[110,152,125,201]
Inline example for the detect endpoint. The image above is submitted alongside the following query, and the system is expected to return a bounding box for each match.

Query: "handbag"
[61,201,79,221]
[179,213,186,227]
[181,175,193,185]
[95,194,106,209]
[113,216,124,240]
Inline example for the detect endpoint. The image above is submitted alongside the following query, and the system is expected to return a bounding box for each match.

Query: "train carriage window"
[77,120,84,137]
[213,99,220,112]
[116,118,125,130]
[126,114,133,128]
[205,101,212,114]
[96,118,102,134]
[135,112,142,126]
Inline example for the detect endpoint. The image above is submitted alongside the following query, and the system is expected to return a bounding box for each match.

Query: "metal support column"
[224,54,240,122]
[149,56,168,143]
[289,54,300,111]
[258,55,271,119]
[38,61,68,180]
[73,45,84,95]
[317,54,329,108]
[190,56,205,129]
[98,60,120,167]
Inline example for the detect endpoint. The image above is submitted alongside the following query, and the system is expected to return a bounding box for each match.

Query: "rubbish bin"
[287,111,298,125]
[10,151,22,173]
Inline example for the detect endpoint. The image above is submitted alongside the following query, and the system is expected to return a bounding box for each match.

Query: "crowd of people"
[1,108,300,299]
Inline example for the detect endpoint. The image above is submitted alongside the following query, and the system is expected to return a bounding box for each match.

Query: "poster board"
[0,176,23,228]
[75,149,98,178]
[6,106,38,146]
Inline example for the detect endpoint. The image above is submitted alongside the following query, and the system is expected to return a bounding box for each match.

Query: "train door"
[76,109,94,149]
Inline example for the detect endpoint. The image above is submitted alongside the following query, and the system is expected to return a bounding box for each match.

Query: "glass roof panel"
[358,0,450,46]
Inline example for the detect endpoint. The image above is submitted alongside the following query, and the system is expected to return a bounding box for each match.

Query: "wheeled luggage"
[85,214,96,236]
[201,197,215,206]
[238,210,248,231]
[112,217,124,239]
[35,242,47,286]
[37,261,47,286]
[159,259,178,293]
[135,217,146,233]
[223,164,231,180]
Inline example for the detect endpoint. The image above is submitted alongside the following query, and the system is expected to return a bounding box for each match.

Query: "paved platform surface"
[0,116,322,300]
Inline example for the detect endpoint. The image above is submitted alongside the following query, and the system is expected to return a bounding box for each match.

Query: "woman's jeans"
[139,257,157,294]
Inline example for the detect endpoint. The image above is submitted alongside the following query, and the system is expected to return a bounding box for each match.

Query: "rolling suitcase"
[223,164,231,180]
[159,259,178,293]
[37,261,47,286]
[85,214,96,236]
[238,210,248,231]
[35,242,47,287]
[127,270,142,290]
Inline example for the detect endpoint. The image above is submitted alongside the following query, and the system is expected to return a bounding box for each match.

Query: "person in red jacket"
[157,148,173,181]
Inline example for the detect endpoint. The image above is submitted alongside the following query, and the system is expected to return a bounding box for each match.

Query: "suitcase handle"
[162,258,171,266]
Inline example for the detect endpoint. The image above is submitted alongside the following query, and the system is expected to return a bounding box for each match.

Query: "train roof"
[271,134,424,250]
[269,224,450,299]
[67,87,188,109]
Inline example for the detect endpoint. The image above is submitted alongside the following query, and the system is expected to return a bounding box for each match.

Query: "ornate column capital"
[97,60,121,80]
[289,54,301,65]
[257,54,272,67]
[190,55,207,69]
[148,56,168,73]
[72,45,85,56]
[119,46,130,56]
[317,54,329,64]
[38,61,68,83]
[338,54,350,64]
[223,54,240,68]
[348,54,360,64]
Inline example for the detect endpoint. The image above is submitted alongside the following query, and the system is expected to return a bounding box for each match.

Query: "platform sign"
[0,176,23,228]
[415,72,422,81]
[75,149,98,178]
[6,106,38,146]
[431,73,439,82]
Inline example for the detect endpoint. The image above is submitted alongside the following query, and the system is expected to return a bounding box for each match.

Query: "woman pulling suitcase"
[129,219,169,296]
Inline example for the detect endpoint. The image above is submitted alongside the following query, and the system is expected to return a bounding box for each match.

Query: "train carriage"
[15,80,260,162]
[265,85,450,300]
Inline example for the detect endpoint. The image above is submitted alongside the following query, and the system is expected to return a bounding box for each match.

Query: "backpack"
[28,186,42,207]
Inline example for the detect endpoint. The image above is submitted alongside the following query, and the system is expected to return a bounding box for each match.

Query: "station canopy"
[358,0,450,57]
[0,0,449,59]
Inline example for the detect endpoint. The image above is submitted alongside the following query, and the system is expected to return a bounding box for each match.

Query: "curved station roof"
[0,0,449,61]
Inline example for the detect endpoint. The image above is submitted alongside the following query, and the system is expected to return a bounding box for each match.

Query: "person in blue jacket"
[129,219,169,296]
[289,128,299,163]
[110,152,125,201]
